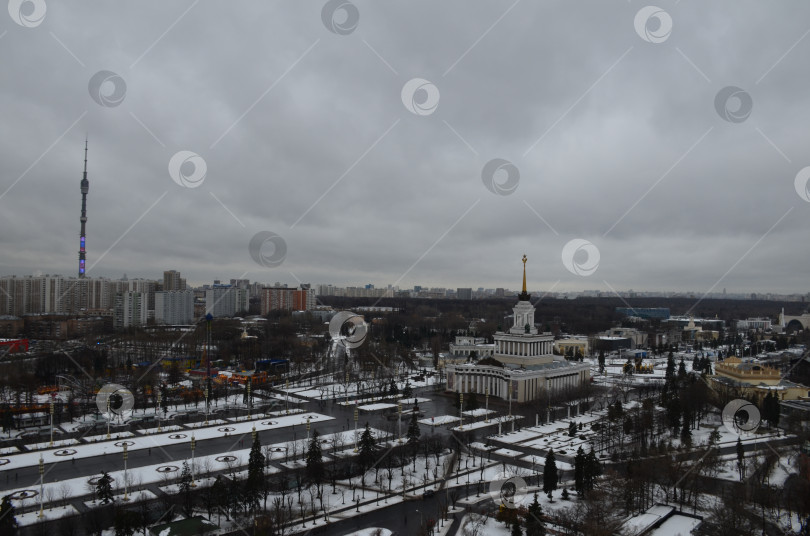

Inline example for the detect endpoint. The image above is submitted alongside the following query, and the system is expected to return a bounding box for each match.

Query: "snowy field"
[4,412,334,471]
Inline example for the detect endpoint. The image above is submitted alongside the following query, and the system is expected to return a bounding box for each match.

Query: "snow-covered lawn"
[15,504,80,526]
[451,415,519,432]
[135,424,183,434]
[82,489,158,509]
[492,448,523,458]
[419,415,459,426]
[462,408,495,417]
[358,403,397,412]
[4,412,334,470]
[648,514,702,536]
[622,504,674,535]
[458,514,510,536]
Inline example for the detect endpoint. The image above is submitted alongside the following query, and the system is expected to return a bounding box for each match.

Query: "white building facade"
[155,290,194,324]
[445,257,590,403]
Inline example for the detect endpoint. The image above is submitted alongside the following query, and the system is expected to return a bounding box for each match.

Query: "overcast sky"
[2,1,810,294]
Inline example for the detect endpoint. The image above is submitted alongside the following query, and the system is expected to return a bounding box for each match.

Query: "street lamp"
[123,443,129,501]
[156,389,162,433]
[246,378,252,420]
[285,379,289,414]
[485,387,489,423]
[415,509,423,529]
[204,384,209,426]
[190,434,196,487]
[397,402,403,443]
[49,397,54,447]
[353,406,359,453]
[38,455,44,518]
[459,392,464,431]
[509,381,514,433]
[106,395,111,440]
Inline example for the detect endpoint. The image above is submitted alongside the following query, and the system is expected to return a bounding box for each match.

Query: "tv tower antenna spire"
[78,138,89,278]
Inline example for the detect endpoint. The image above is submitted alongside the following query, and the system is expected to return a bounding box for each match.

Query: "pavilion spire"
[518,254,531,301]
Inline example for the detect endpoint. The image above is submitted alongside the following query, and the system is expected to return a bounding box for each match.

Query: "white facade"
[205,285,248,317]
[114,291,148,329]
[446,293,589,402]
[155,291,194,324]
[449,336,495,358]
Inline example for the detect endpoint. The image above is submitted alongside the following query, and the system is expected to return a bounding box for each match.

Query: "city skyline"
[2,2,810,296]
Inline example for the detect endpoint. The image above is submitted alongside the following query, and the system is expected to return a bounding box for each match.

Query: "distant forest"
[318,296,809,336]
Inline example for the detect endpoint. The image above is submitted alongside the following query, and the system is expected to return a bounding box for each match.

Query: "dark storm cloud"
[1,0,809,294]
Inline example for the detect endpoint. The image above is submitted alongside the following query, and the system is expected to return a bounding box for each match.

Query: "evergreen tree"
[680,417,692,448]
[524,493,546,536]
[0,495,18,535]
[598,350,605,374]
[0,405,14,435]
[389,378,399,397]
[583,449,601,493]
[407,412,421,444]
[178,461,193,516]
[245,432,264,508]
[511,521,523,536]
[542,449,558,496]
[402,380,413,399]
[665,352,676,381]
[96,471,114,504]
[666,396,682,434]
[763,392,780,427]
[677,358,687,380]
[736,437,746,481]
[358,423,377,471]
[568,421,577,437]
[574,446,585,495]
[305,429,324,490]
[692,355,700,371]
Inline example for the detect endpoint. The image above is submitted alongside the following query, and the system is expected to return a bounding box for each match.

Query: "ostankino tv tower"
[78,139,89,278]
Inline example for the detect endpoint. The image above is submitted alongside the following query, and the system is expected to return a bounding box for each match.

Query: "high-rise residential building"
[155,290,194,324]
[114,291,147,329]
[457,288,472,300]
[163,270,186,291]
[261,284,315,315]
[205,284,248,317]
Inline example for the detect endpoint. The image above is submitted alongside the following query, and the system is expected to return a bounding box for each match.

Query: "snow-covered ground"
[419,414,459,426]
[462,408,495,417]
[451,414,519,432]
[648,514,702,536]
[622,504,675,535]
[15,504,80,527]
[4,411,334,470]
[358,403,397,412]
